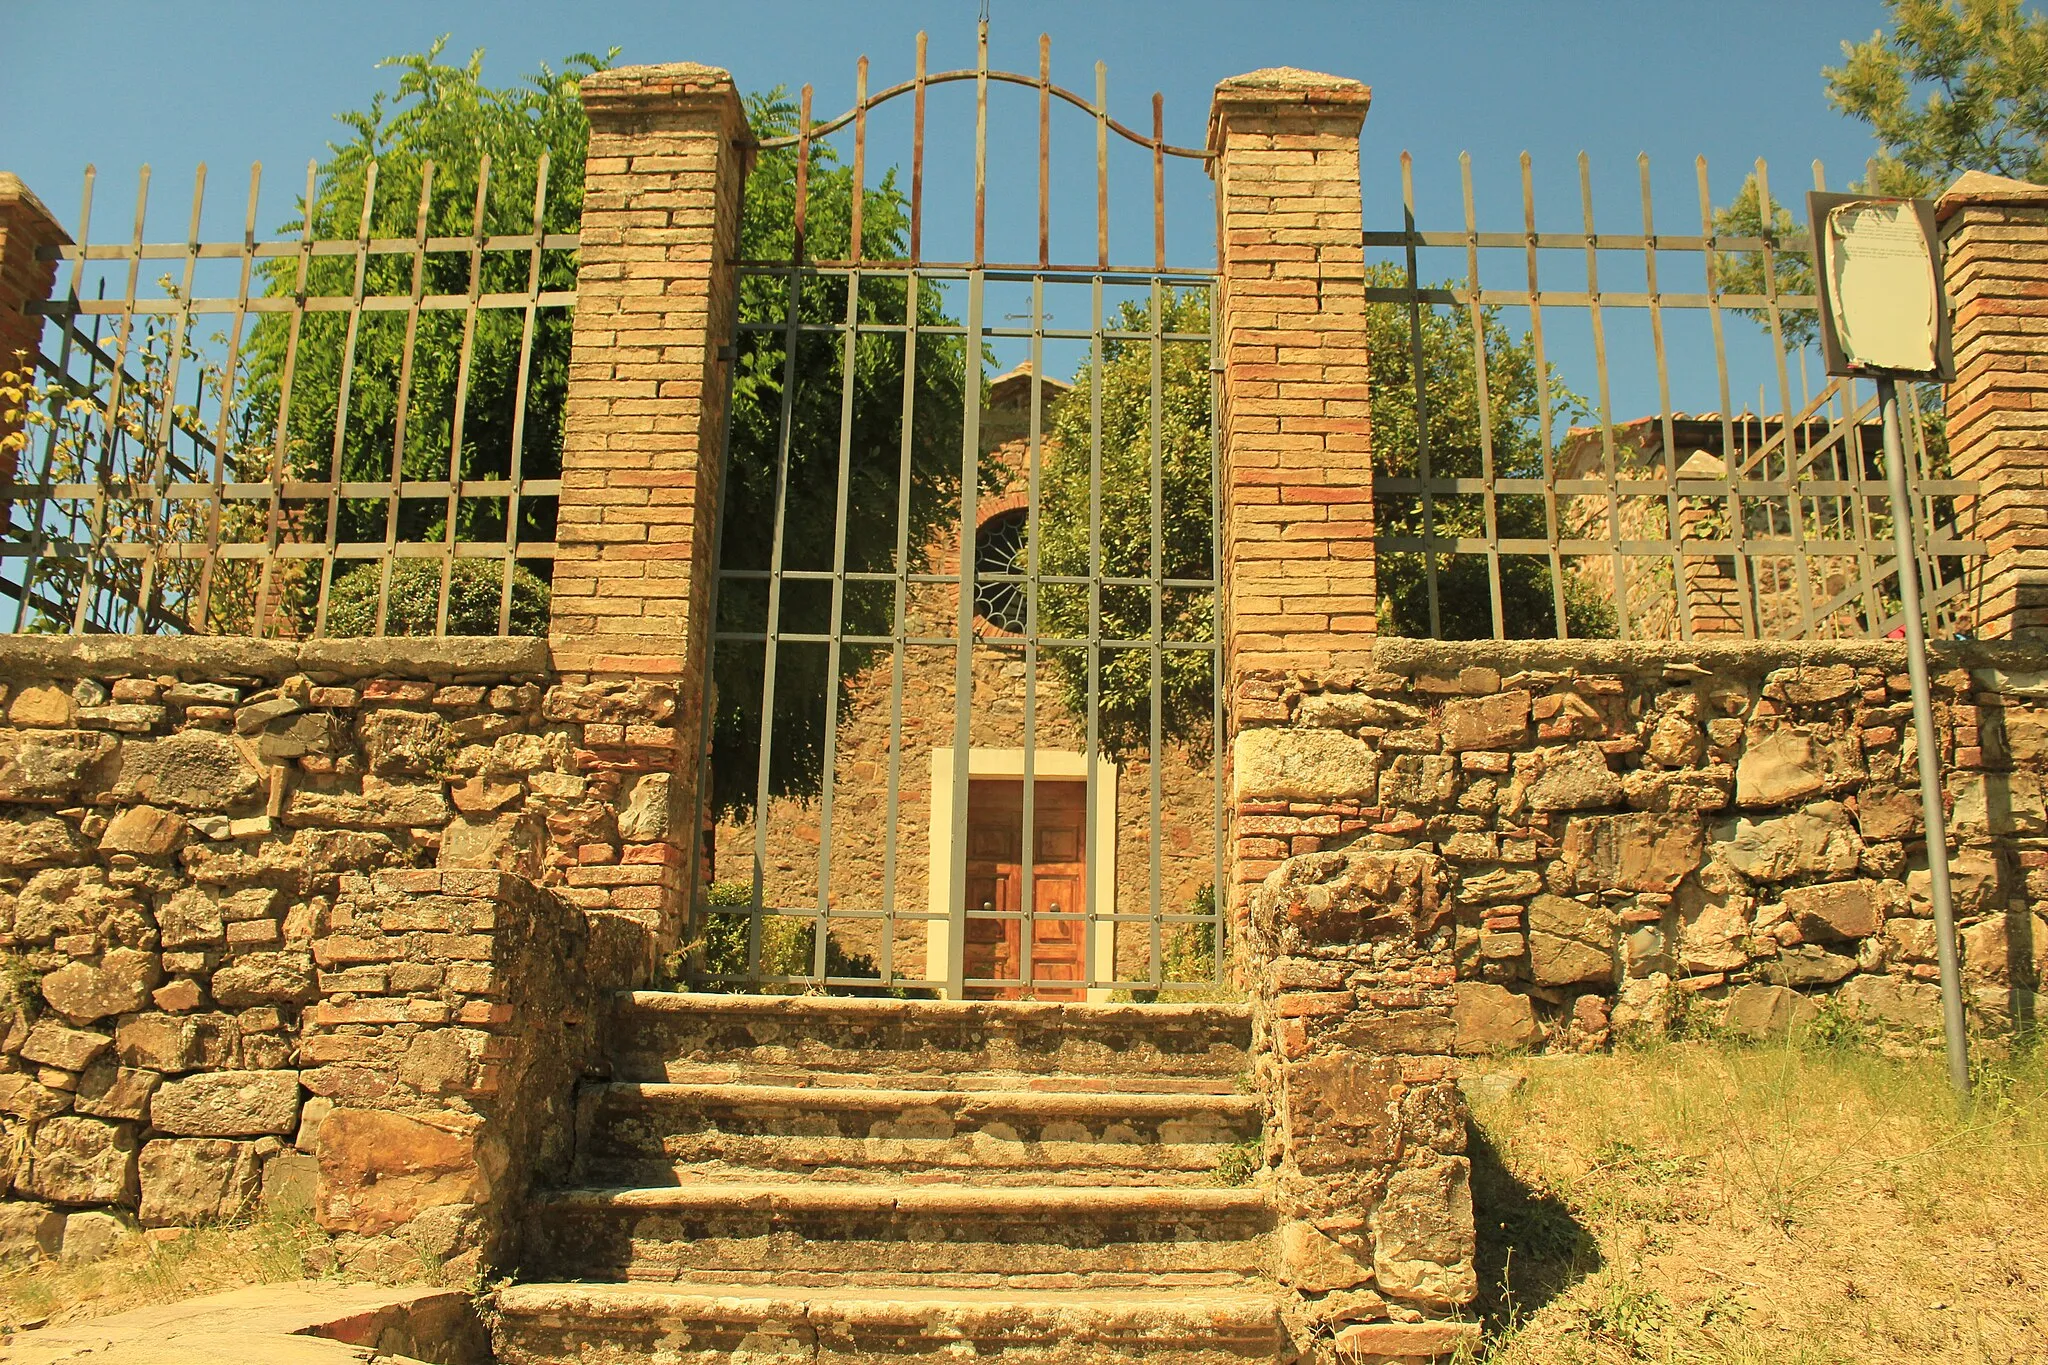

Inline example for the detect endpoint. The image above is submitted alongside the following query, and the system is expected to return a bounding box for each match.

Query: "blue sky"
[2,1,1937,417]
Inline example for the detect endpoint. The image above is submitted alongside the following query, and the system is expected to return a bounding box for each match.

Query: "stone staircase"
[492,992,1287,1363]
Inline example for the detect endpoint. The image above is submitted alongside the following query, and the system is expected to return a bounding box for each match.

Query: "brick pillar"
[1674,451,1746,637]
[1208,71,1377,705]
[1939,170,2048,641]
[0,173,68,489]
[551,64,751,941]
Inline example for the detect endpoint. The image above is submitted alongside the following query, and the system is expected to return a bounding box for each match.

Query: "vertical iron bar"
[974,22,988,269]
[137,164,206,630]
[1753,159,1814,637]
[1208,280,1226,986]
[1579,153,1628,642]
[377,161,434,636]
[194,162,262,633]
[851,58,867,265]
[254,161,318,641]
[814,265,862,983]
[311,161,378,638]
[1038,35,1051,269]
[878,263,921,987]
[500,155,550,635]
[1519,154,1568,638]
[748,261,806,981]
[911,33,927,264]
[1152,94,1166,272]
[73,164,150,634]
[1147,277,1165,989]
[947,271,985,998]
[434,159,488,639]
[1640,154,1691,641]
[1402,153,1443,637]
[1697,156,1757,636]
[1095,63,1109,270]
[1020,275,1042,994]
[1459,154,1505,636]
[1082,272,1104,990]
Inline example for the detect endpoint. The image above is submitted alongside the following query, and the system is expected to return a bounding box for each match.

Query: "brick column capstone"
[1939,170,2048,641]
[0,173,69,490]
[551,64,752,944]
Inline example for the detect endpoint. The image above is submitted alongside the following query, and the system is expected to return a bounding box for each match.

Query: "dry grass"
[0,1206,330,1334]
[1460,1035,2048,1364]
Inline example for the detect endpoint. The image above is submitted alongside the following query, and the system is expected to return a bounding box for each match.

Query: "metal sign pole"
[1878,376,1970,1096]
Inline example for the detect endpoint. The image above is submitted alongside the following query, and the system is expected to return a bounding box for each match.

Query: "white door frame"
[926,747,1118,1001]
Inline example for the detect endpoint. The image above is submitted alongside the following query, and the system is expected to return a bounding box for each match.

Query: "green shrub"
[695,879,898,996]
[322,558,549,637]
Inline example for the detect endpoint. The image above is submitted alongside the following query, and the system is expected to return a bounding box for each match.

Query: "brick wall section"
[1207,70,1376,703]
[0,174,68,489]
[1939,171,2048,642]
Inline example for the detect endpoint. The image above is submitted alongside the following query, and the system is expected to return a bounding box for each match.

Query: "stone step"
[492,1281,1290,1364]
[574,1082,1261,1187]
[521,1182,1275,1285]
[605,993,1252,1088]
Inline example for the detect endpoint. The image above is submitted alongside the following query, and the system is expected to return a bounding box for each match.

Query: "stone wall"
[0,637,662,1276]
[1233,638,2048,1059]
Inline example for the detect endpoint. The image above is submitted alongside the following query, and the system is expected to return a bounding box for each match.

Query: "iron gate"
[690,27,1227,1000]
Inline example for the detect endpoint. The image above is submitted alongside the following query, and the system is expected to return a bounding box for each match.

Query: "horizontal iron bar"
[36,292,577,317]
[1363,229,1806,253]
[41,234,580,262]
[1373,535,1986,555]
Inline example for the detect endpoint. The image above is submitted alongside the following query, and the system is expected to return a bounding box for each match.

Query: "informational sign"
[1806,192,1953,381]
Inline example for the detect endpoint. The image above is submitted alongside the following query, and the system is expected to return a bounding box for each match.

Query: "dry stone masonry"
[1232,639,2048,1062]
[0,637,661,1275]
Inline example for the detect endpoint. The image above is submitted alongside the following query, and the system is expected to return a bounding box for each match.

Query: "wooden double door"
[963,778,1089,1000]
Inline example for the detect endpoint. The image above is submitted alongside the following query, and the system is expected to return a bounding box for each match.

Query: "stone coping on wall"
[0,636,552,684]
[1365,635,2048,680]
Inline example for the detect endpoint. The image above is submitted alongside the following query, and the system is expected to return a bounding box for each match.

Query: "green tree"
[241,39,600,634]
[1716,0,2048,351]
[1830,0,2048,196]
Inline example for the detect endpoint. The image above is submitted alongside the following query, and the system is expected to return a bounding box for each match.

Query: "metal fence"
[1364,151,1983,643]
[694,28,1227,1000]
[4,157,573,637]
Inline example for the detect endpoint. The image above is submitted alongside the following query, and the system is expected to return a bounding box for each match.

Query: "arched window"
[973,508,1030,634]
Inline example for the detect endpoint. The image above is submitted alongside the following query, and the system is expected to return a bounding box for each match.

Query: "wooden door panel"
[964,776,1090,1001]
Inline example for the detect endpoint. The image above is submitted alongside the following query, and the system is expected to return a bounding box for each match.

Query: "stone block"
[1282,1056,1403,1171]
[57,1209,128,1263]
[1452,982,1541,1054]
[73,1061,161,1121]
[1295,693,1424,729]
[20,1022,113,1072]
[1370,1157,1478,1309]
[97,804,187,857]
[1254,848,1446,949]
[1950,768,2048,836]
[1718,802,1861,883]
[6,684,75,728]
[284,779,452,831]
[1559,811,1703,894]
[109,731,263,810]
[0,1074,72,1121]
[137,1138,263,1227]
[211,952,317,1008]
[1441,690,1531,752]
[1527,895,1616,986]
[1522,743,1622,812]
[1377,754,1455,810]
[1839,974,1944,1030]
[358,709,451,776]
[0,817,90,870]
[1962,912,2048,987]
[1277,1219,1372,1292]
[41,949,159,1024]
[261,1150,319,1213]
[0,1200,63,1261]
[22,1117,138,1205]
[11,866,142,944]
[1721,983,1819,1039]
[1736,728,1827,808]
[1234,728,1378,802]
[617,771,673,841]
[1779,879,1884,942]
[0,728,117,802]
[150,1071,301,1137]
[1764,946,1859,986]
[315,1108,490,1235]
